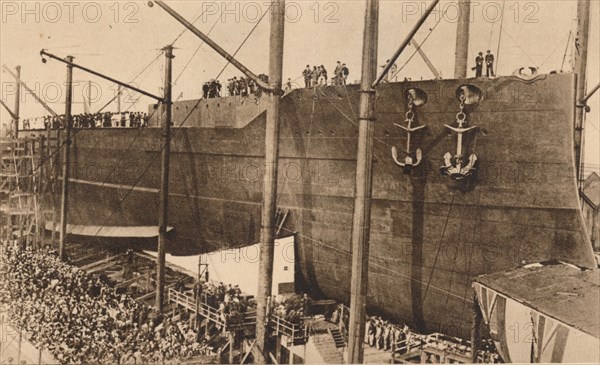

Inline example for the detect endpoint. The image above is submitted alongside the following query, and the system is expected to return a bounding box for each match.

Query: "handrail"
[167,288,308,341]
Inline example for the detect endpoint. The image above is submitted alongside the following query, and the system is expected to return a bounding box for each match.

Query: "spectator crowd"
[0,244,210,364]
[202,74,268,99]
[20,111,149,130]
[302,61,349,88]
[193,280,308,329]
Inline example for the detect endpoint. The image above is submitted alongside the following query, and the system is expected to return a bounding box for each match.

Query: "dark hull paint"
[47,74,594,337]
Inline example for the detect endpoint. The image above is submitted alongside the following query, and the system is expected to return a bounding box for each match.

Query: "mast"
[347,0,379,363]
[254,0,285,362]
[156,45,174,313]
[574,0,591,188]
[86,80,92,113]
[454,0,471,78]
[58,56,74,262]
[13,65,21,138]
[117,85,122,114]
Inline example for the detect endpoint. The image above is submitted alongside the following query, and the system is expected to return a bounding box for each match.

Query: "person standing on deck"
[473,52,484,77]
[311,66,319,87]
[303,65,312,88]
[333,61,342,85]
[485,50,495,77]
[341,63,349,84]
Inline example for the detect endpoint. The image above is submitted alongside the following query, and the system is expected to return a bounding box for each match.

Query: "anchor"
[391,91,426,174]
[440,93,478,181]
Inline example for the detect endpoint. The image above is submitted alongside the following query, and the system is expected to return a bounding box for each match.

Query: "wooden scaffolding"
[1,135,57,249]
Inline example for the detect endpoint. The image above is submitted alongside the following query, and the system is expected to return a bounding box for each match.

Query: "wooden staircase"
[311,330,344,364]
[329,328,345,348]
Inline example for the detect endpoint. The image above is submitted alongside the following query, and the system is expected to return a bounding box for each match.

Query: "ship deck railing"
[167,288,308,344]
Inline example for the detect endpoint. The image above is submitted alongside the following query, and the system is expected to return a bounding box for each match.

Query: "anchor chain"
[391,92,426,174]
[440,91,478,181]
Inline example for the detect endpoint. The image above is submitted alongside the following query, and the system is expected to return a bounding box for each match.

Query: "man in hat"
[341,63,350,84]
[485,50,495,77]
[473,52,484,77]
[333,61,342,85]
[303,65,312,88]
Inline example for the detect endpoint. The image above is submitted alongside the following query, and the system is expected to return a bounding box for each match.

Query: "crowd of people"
[195,281,253,328]
[202,74,268,99]
[0,244,211,364]
[194,280,309,329]
[302,61,349,88]
[18,111,150,130]
[271,293,309,325]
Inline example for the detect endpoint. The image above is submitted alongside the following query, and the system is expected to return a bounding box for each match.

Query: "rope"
[95,50,164,114]
[422,192,456,302]
[276,85,318,206]
[539,32,572,69]
[389,4,449,81]
[173,16,221,86]
[169,5,210,47]
[495,0,506,72]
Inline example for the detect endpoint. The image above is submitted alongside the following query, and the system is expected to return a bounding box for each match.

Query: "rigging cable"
[389,4,450,81]
[173,16,221,86]
[422,192,456,303]
[5,50,166,192]
[495,0,506,73]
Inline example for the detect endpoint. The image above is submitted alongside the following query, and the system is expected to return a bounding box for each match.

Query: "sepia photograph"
[0,0,599,364]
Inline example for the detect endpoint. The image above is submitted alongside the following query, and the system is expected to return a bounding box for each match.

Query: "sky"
[0,0,599,175]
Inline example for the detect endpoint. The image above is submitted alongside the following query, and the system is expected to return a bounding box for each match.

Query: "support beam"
[471,293,482,363]
[156,45,174,313]
[40,50,163,102]
[3,64,59,117]
[373,0,440,87]
[151,1,273,92]
[0,99,18,121]
[574,0,591,187]
[13,66,21,138]
[410,39,442,79]
[254,0,286,363]
[348,0,379,363]
[582,82,600,104]
[58,56,74,262]
[454,0,471,78]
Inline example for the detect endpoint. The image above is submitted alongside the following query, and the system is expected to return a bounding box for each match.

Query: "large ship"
[3,0,595,345]
[60,72,595,338]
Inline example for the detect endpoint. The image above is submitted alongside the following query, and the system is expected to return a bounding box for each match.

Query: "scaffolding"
[0,135,57,249]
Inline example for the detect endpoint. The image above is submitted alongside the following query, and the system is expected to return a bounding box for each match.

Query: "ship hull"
[44,74,594,337]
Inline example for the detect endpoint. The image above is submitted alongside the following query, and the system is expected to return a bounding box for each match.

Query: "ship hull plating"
[54,74,594,338]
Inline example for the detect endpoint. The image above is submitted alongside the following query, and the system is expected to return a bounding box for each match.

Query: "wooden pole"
[229,332,235,364]
[470,293,482,363]
[454,0,471,78]
[117,85,122,114]
[152,1,273,92]
[156,45,174,313]
[372,0,439,87]
[58,56,74,262]
[13,66,21,138]
[347,0,379,363]
[574,0,591,187]
[254,0,285,363]
[87,80,92,113]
